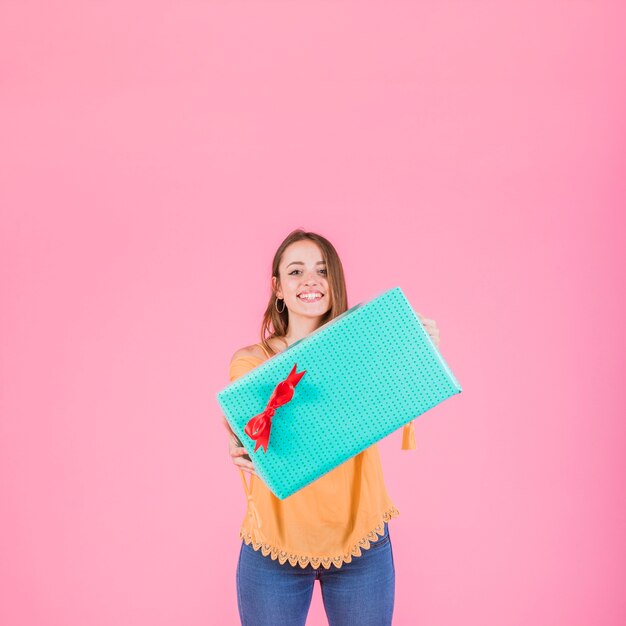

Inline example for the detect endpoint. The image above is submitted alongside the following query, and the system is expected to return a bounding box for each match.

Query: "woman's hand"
[416,312,441,347]
[222,415,257,476]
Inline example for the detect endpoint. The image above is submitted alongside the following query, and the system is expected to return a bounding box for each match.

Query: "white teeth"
[298,293,322,301]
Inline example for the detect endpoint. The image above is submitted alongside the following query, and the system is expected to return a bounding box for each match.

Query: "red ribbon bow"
[244,364,306,453]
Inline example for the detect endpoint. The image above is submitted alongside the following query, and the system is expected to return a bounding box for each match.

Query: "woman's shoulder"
[230,337,285,364]
[228,344,267,382]
[230,343,267,363]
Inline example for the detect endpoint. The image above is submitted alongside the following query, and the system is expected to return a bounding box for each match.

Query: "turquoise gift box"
[217,286,462,500]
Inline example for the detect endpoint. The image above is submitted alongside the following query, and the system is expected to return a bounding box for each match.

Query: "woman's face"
[273,240,332,319]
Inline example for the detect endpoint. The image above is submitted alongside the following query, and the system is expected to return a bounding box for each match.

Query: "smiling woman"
[221,228,410,626]
[258,230,349,357]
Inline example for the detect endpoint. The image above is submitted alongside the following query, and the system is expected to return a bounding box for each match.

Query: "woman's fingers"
[416,314,441,346]
[427,324,440,346]
[230,446,249,457]
[233,456,256,475]
[421,317,435,330]
[228,442,257,475]
[223,421,257,475]
[238,463,257,476]
[235,457,257,475]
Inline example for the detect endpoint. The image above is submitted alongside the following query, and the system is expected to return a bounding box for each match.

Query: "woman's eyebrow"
[286,261,326,268]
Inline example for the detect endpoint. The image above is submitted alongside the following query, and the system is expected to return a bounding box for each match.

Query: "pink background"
[1,2,625,625]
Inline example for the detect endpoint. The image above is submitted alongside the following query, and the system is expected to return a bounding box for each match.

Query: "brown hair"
[259,229,348,356]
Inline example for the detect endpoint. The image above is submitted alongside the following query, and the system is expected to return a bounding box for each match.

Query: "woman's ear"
[272,275,282,300]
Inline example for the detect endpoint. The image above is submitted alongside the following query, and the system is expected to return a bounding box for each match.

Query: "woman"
[223,229,440,626]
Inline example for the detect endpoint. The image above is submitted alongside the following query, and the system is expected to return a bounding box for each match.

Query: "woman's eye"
[289,269,327,276]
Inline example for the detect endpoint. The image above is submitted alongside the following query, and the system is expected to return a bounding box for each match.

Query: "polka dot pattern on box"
[217,286,462,500]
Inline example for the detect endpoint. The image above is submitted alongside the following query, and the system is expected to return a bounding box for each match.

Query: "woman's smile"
[297,291,324,302]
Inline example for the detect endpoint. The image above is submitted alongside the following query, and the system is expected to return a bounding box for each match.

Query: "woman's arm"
[223,346,261,476]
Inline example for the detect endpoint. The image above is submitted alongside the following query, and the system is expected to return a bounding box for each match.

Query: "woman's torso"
[230,339,401,569]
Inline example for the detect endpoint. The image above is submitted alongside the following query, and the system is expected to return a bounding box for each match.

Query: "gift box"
[217,286,462,500]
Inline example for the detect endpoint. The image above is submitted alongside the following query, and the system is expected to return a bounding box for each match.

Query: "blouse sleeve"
[228,356,261,382]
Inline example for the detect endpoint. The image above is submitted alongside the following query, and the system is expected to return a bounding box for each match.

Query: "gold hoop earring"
[275,297,286,313]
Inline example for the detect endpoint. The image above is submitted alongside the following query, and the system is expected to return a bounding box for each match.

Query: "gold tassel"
[401,421,416,450]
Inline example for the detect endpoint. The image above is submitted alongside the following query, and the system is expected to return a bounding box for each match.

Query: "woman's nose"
[303,271,319,284]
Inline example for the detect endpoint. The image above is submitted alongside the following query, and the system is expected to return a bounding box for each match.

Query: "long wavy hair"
[260,229,348,357]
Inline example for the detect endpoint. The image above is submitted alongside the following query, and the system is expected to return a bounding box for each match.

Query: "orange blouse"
[228,344,416,569]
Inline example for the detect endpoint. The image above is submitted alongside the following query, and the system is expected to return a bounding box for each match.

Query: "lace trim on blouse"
[240,506,400,570]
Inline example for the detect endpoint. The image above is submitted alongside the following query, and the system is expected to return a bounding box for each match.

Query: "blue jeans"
[236,522,395,626]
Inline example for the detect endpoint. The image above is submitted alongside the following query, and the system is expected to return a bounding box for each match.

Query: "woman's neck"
[283,315,322,346]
